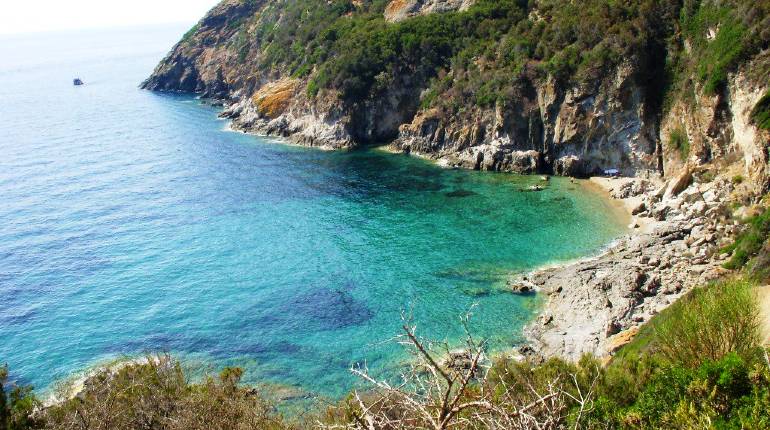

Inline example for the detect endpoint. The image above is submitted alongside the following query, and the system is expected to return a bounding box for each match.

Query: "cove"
[0,25,626,400]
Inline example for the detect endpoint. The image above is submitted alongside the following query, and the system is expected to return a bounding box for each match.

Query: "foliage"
[176,0,769,118]
[40,356,292,430]
[3,273,769,429]
[668,127,690,161]
[0,366,39,430]
[307,0,528,103]
[722,206,770,282]
[182,24,200,42]
[752,91,770,130]
[666,0,770,101]
[681,4,748,95]
[0,366,6,430]
[652,279,761,367]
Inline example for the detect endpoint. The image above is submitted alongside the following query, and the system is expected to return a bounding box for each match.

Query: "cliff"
[143,0,768,185]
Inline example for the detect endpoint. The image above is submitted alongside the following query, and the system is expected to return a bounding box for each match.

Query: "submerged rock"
[445,189,477,198]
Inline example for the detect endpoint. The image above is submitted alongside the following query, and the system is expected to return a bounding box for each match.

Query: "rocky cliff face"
[660,62,770,195]
[384,0,474,22]
[392,59,660,177]
[143,0,266,98]
[143,0,769,188]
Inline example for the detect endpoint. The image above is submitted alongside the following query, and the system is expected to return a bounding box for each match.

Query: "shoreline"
[33,115,646,406]
[203,104,741,361]
[520,172,739,360]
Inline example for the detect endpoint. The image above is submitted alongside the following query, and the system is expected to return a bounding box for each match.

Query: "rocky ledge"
[517,171,745,361]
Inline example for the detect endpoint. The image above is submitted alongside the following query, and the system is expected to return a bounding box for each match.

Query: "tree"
[1,365,8,430]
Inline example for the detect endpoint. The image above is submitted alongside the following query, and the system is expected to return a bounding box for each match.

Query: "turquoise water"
[0,25,625,399]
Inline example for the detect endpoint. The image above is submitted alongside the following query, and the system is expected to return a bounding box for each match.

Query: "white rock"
[689,201,707,216]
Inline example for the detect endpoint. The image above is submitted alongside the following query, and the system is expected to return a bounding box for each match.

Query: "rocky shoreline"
[219,112,747,361]
[516,171,746,361]
[139,0,768,365]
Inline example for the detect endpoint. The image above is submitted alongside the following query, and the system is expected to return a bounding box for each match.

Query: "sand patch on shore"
[587,176,661,234]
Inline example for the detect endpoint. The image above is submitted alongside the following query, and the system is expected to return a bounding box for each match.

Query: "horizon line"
[0,20,198,37]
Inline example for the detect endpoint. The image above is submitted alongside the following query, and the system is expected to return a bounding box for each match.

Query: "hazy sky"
[0,0,221,34]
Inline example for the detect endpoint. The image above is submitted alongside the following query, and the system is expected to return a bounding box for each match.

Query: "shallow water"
[0,25,625,399]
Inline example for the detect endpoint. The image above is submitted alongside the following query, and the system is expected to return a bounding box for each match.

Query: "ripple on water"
[0,26,627,399]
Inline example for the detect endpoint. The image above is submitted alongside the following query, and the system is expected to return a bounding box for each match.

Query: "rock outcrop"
[384,0,474,22]
[522,175,746,360]
[392,61,660,176]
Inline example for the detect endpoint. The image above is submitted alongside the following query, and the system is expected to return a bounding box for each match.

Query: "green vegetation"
[752,91,770,130]
[723,206,770,281]
[570,277,767,428]
[665,1,770,102]
[41,357,290,430]
[182,24,200,42]
[682,5,748,95]
[651,279,760,367]
[0,366,39,430]
[668,127,690,161]
[214,0,767,114]
[2,277,768,429]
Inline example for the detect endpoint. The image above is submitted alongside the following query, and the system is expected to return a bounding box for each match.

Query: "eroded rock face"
[384,0,475,22]
[142,0,768,182]
[661,65,770,195]
[392,61,660,177]
[141,0,266,98]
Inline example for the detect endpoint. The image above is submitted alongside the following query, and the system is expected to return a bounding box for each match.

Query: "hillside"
[143,0,769,182]
[3,2,770,429]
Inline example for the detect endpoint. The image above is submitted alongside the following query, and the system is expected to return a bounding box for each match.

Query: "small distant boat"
[73,78,84,86]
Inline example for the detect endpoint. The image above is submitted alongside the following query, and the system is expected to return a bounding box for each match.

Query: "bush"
[620,352,770,429]
[751,91,770,130]
[41,356,292,430]
[652,279,761,367]
[0,365,40,430]
[681,4,749,95]
[668,127,690,161]
[723,206,770,275]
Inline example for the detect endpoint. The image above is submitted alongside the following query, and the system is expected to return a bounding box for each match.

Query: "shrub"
[668,127,690,161]
[623,352,770,429]
[751,91,770,130]
[652,279,761,367]
[42,356,291,430]
[182,24,199,42]
[723,206,770,274]
[681,5,749,95]
[0,366,39,430]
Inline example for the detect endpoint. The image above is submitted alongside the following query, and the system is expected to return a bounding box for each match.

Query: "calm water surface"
[0,25,625,399]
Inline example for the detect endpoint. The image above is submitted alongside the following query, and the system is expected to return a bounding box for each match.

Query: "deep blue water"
[0,25,625,400]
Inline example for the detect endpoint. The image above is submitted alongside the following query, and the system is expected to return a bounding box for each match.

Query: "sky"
[0,0,221,35]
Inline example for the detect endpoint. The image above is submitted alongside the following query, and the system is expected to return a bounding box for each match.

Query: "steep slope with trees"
[143,0,769,182]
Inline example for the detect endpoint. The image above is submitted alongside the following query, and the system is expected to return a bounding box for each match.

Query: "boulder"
[631,201,646,215]
[664,168,692,199]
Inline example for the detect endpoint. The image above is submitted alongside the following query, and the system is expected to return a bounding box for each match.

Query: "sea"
[0,24,625,400]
